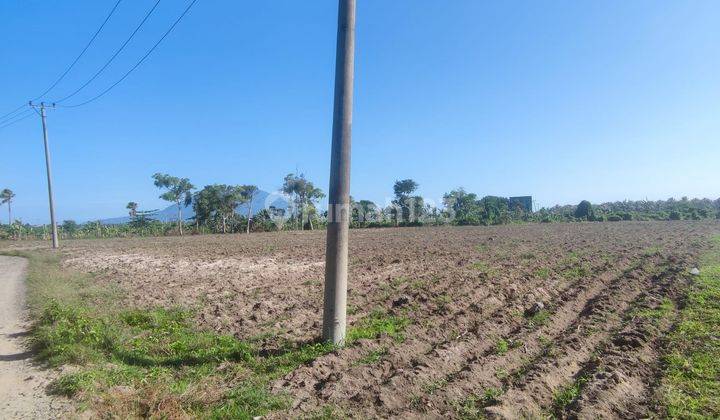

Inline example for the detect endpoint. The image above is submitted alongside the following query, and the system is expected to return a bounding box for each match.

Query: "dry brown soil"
[8,221,720,418]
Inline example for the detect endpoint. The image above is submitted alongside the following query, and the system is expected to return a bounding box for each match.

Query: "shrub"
[621,212,633,221]
[607,215,622,222]
[669,211,682,220]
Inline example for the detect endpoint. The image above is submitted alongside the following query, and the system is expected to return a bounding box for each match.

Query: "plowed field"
[50,221,719,418]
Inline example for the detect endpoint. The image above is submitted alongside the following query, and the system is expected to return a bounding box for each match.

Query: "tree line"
[1,175,719,241]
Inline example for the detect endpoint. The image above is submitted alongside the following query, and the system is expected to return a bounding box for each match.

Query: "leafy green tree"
[282,174,325,230]
[61,220,79,237]
[1,188,16,225]
[350,197,379,224]
[217,185,244,234]
[192,184,244,233]
[443,188,482,225]
[152,173,194,236]
[478,196,510,225]
[574,200,594,220]
[241,185,259,234]
[392,179,419,225]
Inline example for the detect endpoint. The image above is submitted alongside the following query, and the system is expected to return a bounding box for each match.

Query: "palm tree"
[1,189,16,225]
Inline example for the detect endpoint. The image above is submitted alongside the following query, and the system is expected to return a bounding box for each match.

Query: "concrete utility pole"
[30,101,59,249]
[322,0,356,345]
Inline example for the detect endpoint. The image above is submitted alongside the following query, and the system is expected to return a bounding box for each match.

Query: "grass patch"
[7,250,408,418]
[494,338,521,355]
[561,265,588,280]
[643,245,662,256]
[660,236,720,418]
[453,388,503,418]
[526,309,551,328]
[345,309,409,344]
[535,267,551,279]
[552,375,589,412]
[303,405,347,419]
[633,298,674,321]
[423,378,448,395]
[356,347,388,365]
[475,244,489,253]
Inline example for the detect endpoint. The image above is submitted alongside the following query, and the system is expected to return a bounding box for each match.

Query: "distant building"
[509,196,533,213]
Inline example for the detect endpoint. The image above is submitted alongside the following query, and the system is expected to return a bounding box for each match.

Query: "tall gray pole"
[37,102,60,249]
[322,0,356,345]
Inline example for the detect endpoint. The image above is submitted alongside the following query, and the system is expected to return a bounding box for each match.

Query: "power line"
[0,104,27,124]
[53,0,163,104]
[0,0,124,123]
[35,0,125,100]
[61,0,199,109]
[0,109,34,131]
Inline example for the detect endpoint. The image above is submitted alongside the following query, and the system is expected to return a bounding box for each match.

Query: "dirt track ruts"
[0,256,67,419]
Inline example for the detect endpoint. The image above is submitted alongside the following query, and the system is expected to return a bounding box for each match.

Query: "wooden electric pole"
[30,101,59,249]
[322,0,356,345]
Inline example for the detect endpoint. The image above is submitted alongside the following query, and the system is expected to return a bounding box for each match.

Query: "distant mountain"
[100,190,290,225]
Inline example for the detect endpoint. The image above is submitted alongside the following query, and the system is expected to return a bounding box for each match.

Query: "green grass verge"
[661,236,720,418]
[4,250,408,418]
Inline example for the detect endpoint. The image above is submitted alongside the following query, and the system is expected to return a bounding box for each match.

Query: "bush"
[621,212,633,221]
[607,215,622,222]
[669,211,682,220]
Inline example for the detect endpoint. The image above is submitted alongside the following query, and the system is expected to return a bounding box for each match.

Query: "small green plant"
[410,278,428,290]
[453,387,503,418]
[495,339,509,355]
[535,267,550,279]
[527,309,551,328]
[494,338,521,355]
[481,387,503,405]
[552,375,589,411]
[423,378,448,395]
[356,347,388,365]
[562,265,588,280]
[471,261,497,276]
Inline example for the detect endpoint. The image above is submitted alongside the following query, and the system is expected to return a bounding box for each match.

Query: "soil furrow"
[563,259,691,419]
[482,257,665,418]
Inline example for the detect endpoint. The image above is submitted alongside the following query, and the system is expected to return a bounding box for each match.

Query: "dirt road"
[0,256,65,419]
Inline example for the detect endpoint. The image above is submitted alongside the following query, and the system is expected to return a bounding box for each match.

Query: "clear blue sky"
[1,0,718,224]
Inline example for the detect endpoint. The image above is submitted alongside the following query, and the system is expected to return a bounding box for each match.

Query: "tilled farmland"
[50,221,719,418]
